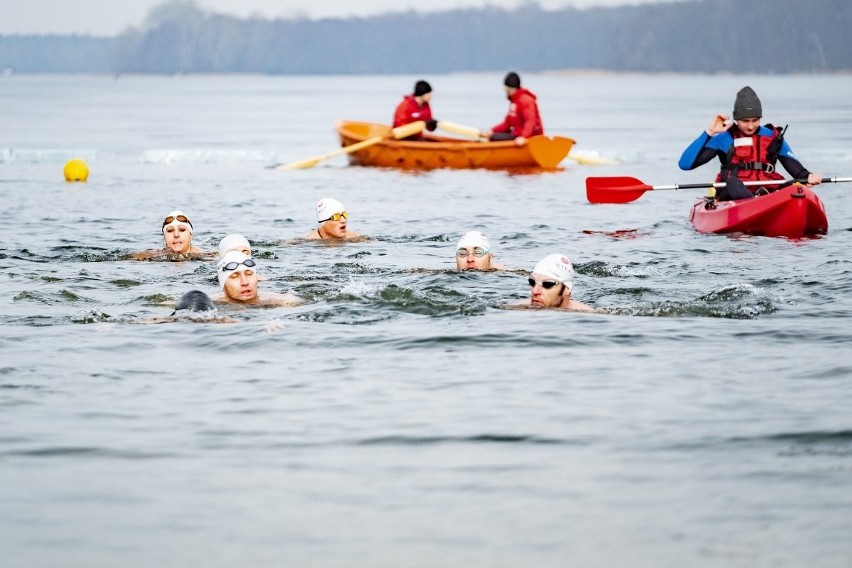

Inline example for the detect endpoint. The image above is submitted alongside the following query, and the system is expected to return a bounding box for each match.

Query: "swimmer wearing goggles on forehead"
[304,197,363,241]
[513,253,594,312]
[454,231,508,271]
[215,251,302,307]
[128,210,214,261]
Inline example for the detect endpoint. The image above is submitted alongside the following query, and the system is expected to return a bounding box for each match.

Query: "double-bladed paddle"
[586,176,852,204]
[276,121,426,170]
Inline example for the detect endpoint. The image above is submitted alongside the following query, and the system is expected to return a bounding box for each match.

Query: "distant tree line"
[2,0,849,74]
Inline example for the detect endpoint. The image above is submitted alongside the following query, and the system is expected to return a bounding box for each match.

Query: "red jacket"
[393,95,433,127]
[491,88,544,138]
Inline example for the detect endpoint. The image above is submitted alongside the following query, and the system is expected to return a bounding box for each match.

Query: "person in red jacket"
[484,72,544,146]
[392,80,438,139]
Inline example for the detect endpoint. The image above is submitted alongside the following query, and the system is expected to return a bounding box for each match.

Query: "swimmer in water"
[512,254,595,312]
[142,289,235,323]
[172,289,216,315]
[218,233,251,257]
[216,251,301,307]
[129,210,215,261]
[304,197,365,241]
[454,231,509,271]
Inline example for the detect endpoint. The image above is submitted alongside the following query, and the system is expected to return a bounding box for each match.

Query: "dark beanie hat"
[413,80,432,97]
[504,72,521,89]
[733,86,762,120]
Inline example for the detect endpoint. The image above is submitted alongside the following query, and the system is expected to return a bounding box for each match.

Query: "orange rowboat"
[336,120,575,170]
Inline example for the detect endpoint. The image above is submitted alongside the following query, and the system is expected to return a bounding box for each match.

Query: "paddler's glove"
[425,119,438,132]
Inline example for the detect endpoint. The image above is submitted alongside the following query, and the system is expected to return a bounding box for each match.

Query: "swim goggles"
[528,278,559,289]
[220,258,257,272]
[321,211,348,222]
[456,247,489,258]
[162,214,193,229]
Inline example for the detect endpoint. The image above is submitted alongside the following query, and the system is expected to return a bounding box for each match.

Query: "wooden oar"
[586,176,852,204]
[277,121,426,170]
[435,121,484,139]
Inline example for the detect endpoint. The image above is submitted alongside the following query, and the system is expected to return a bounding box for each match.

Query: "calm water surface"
[1,73,852,567]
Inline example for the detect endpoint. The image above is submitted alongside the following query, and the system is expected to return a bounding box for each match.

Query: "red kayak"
[689,184,827,238]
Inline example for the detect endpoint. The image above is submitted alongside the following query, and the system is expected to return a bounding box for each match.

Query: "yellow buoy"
[64,158,89,182]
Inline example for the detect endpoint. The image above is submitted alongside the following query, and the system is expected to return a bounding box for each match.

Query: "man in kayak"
[515,254,594,312]
[483,72,544,146]
[678,86,822,200]
[455,231,508,271]
[304,197,363,241]
[217,251,301,306]
[392,80,438,138]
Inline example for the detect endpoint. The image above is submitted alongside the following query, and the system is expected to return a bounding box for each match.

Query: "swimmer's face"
[320,215,348,239]
[529,272,567,308]
[223,268,259,302]
[163,224,192,254]
[455,247,493,271]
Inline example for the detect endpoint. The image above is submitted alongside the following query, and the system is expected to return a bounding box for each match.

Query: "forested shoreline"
[1,0,849,74]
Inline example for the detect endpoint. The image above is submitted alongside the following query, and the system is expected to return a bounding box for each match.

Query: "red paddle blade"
[586,176,652,204]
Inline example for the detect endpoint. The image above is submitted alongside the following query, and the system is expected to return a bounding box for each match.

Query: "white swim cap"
[162,210,192,234]
[456,231,491,251]
[316,197,345,222]
[218,234,251,257]
[217,250,257,288]
[531,254,574,291]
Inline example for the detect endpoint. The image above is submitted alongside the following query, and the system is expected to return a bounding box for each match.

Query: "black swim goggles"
[220,258,257,272]
[456,247,489,258]
[528,278,559,289]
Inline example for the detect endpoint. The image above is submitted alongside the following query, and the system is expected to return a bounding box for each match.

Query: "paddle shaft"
[650,177,852,191]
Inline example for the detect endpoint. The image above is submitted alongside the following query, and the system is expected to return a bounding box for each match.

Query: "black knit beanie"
[504,72,521,89]
[413,80,432,97]
[733,86,762,120]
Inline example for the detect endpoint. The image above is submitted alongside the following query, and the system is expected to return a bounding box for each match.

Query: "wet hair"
[172,290,215,315]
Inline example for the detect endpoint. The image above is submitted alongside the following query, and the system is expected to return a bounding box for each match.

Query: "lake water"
[2,72,852,568]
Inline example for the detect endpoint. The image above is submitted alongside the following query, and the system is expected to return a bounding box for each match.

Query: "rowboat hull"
[689,185,828,238]
[336,120,574,170]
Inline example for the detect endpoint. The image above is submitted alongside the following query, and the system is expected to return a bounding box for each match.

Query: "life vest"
[717,124,786,185]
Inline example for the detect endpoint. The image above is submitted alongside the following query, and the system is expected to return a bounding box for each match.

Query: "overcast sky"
[0,0,687,35]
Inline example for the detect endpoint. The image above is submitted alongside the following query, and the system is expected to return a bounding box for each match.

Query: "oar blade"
[586,176,651,204]
[277,156,324,170]
[568,151,620,166]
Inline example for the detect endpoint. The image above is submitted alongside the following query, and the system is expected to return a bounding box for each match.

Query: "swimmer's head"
[217,250,258,288]
[218,234,251,257]
[172,290,216,315]
[531,254,574,291]
[456,231,493,270]
[316,198,346,223]
[162,210,193,235]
